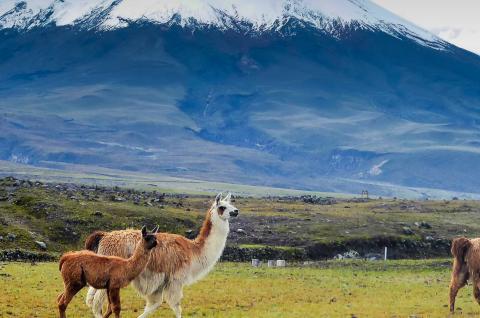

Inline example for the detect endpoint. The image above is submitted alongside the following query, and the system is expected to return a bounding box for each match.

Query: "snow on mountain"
[0,0,447,49]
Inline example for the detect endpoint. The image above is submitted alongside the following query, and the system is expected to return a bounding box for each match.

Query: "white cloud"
[373,0,480,54]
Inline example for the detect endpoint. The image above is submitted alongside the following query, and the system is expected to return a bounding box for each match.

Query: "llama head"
[141,226,158,250]
[211,192,239,221]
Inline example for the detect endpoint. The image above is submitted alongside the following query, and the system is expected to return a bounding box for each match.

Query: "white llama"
[84,192,239,318]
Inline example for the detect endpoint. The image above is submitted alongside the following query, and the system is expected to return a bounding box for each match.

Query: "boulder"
[402,227,414,235]
[35,241,47,250]
[91,211,103,217]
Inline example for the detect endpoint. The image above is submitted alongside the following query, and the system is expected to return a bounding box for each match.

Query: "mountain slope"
[0,0,479,198]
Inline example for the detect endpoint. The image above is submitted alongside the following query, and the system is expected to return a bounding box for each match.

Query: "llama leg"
[108,288,121,318]
[57,292,66,318]
[86,287,97,307]
[103,289,113,318]
[58,284,84,318]
[450,265,469,312]
[138,291,164,318]
[165,283,183,318]
[92,289,108,318]
[473,278,480,305]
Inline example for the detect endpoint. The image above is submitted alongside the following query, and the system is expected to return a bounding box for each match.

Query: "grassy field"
[0,260,479,318]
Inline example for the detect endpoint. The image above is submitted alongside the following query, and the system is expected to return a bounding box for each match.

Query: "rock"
[7,233,16,241]
[0,249,55,262]
[335,250,360,260]
[35,241,47,250]
[402,227,414,235]
[415,221,432,229]
[425,236,434,241]
[185,229,195,239]
[251,259,261,267]
[91,211,103,217]
[0,236,3,241]
[236,228,246,234]
[364,253,383,261]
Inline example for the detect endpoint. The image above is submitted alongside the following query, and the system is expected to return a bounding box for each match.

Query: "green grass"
[0,260,478,317]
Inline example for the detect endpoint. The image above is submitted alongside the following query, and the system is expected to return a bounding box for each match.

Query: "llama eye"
[218,206,226,215]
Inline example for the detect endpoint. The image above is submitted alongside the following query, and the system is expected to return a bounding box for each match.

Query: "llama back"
[465,238,480,268]
[95,229,141,258]
[59,251,86,271]
[92,229,195,276]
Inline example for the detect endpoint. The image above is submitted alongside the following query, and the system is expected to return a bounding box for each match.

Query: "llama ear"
[224,193,232,202]
[215,192,222,205]
[141,226,147,237]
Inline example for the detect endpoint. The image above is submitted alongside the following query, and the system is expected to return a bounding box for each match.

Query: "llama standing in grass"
[85,192,239,318]
[58,226,157,318]
[449,237,480,312]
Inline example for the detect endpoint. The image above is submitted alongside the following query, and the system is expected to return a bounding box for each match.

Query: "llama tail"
[451,237,471,265]
[84,231,106,253]
[58,255,67,271]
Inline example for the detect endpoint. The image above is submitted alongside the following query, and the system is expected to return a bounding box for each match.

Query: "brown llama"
[57,226,157,318]
[449,237,480,312]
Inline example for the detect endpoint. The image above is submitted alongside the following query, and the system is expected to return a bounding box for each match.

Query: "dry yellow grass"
[1,260,480,317]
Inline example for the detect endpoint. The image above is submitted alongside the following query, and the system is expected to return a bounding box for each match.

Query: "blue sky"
[373,0,480,54]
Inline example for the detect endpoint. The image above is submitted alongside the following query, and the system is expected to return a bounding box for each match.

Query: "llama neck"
[190,209,229,282]
[125,242,151,281]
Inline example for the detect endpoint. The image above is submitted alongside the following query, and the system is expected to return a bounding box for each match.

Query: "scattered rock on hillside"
[365,253,383,261]
[335,250,360,259]
[414,221,432,229]
[402,227,414,235]
[7,233,16,241]
[35,241,47,250]
[185,229,196,239]
[0,249,55,262]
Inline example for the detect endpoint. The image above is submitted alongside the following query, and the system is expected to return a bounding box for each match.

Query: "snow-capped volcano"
[0,0,447,49]
[1,0,480,198]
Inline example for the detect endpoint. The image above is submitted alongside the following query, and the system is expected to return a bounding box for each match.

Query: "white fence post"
[251,259,261,267]
[384,246,388,261]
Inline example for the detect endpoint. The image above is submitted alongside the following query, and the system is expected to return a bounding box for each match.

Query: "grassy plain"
[0,260,478,318]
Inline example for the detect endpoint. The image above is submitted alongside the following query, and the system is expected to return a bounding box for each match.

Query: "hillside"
[0,177,477,261]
